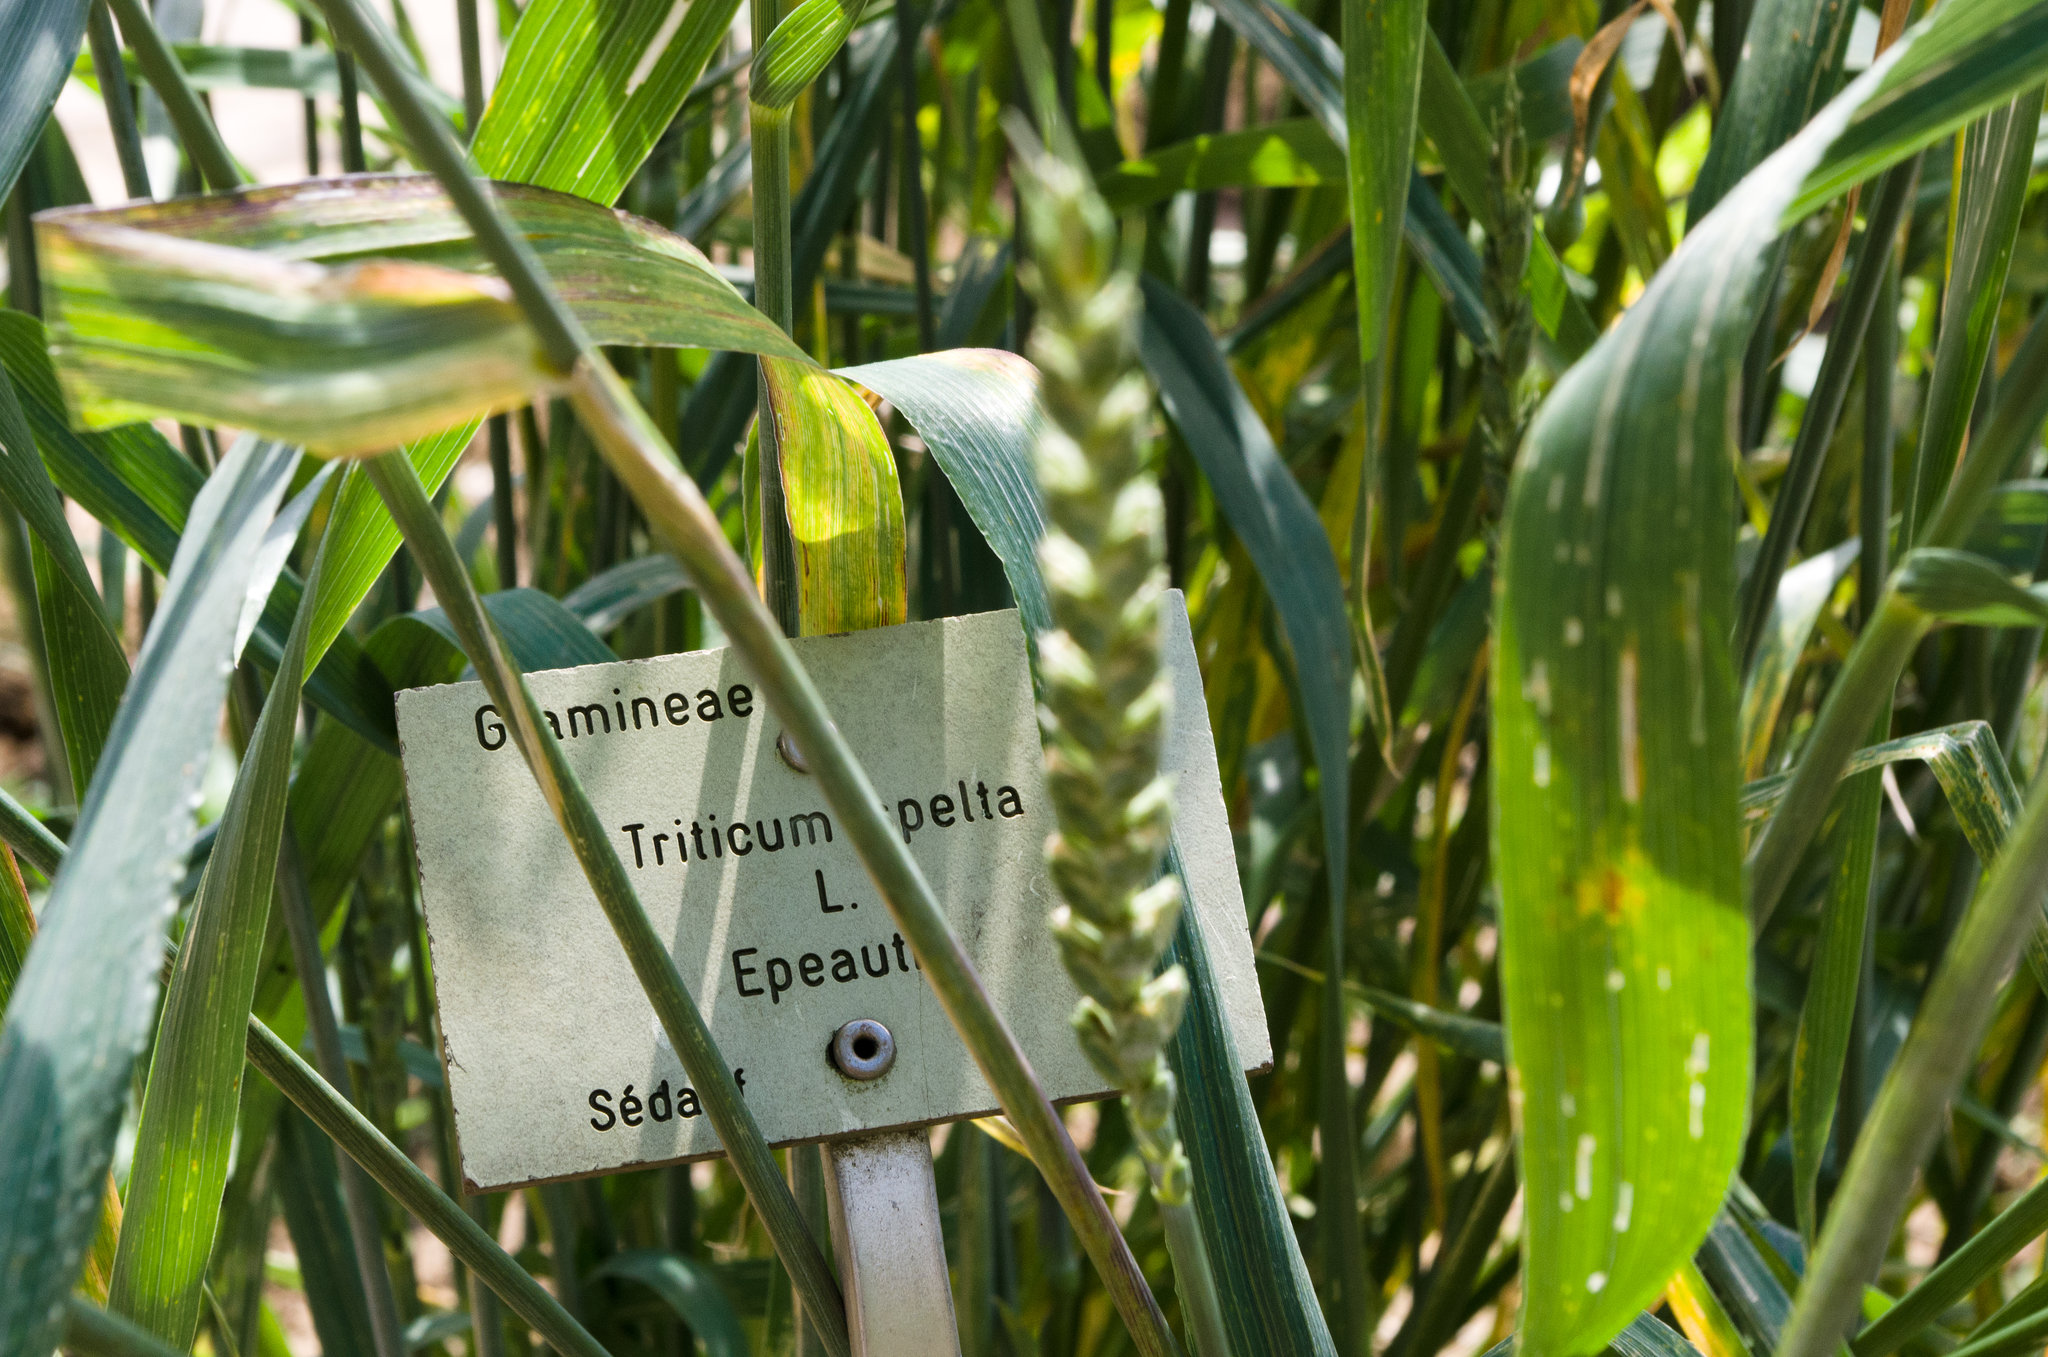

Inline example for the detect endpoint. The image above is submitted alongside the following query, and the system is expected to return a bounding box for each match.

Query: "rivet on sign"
[830,1019,895,1081]
[777,731,809,774]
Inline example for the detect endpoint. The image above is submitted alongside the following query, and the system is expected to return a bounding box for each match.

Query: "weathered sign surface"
[399,596,1266,1190]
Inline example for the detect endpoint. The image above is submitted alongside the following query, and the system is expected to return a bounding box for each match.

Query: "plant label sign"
[398,597,1268,1191]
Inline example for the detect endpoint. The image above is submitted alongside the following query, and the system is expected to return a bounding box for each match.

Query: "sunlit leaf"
[761,358,906,633]
[1490,0,2048,1344]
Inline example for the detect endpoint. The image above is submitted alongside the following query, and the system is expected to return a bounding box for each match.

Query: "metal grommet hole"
[777,731,809,774]
[830,1018,895,1081]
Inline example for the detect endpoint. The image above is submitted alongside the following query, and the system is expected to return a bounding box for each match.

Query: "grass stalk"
[1852,1172,2048,1356]
[748,0,800,630]
[456,0,485,138]
[360,447,852,1357]
[1777,756,2048,1357]
[85,2,152,200]
[277,830,410,1357]
[101,0,239,190]
[488,416,517,589]
[894,0,935,351]
[244,1018,616,1357]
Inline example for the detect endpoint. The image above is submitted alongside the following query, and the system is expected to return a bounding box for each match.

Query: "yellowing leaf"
[760,358,905,634]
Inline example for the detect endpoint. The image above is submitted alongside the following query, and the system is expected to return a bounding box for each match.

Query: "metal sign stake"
[813,1017,962,1355]
[821,1128,962,1357]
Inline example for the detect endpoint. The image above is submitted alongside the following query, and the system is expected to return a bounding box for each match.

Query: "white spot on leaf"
[1525,660,1552,718]
[1575,1133,1596,1199]
[1613,1182,1634,1232]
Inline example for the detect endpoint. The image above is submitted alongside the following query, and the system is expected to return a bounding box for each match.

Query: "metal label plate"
[398,597,1265,1190]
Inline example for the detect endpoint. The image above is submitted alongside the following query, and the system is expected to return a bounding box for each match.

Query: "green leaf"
[0,311,201,554]
[677,22,901,478]
[0,0,86,203]
[77,43,344,95]
[1167,847,1340,1357]
[37,177,808,454]
[1893,547,2048,626]
[1344,0,1427,372]
[30,538,129,796]
[1096,120,1346,211]
[1414,29,1598,357]
[1786,0,2048,221]
[0,783,66,881]
[0,312,396,748]
[750,0,871,110]
[1853,1165,2048,1357]
[1610,1314,1707,1357]
[761,358,906,634]
[1404,173,1501,352]
[1686,0,1861,223]
[0,841,33,1012]
[51,0,765,663]
[1779,672,2048,1357]
[248,1017,612,1357]
[560,554,691,633]
[588,1251,748,1357]
[1789,715,1883,1243]
[1740,539,1860,780]
[472,0,744,208]
[0,435,300,1357]
[1135,282,1354,933]
[1494,0,2048,1345]
[60,1299,198,1357]
[35,177,807,672]
[0,370,129,793]
[393,588,621,672]
[1205,0,1509,351]
[105,488,325,1345]
[1903,89,2044,536]
[839,349,1050,635]
[1742,720,2022,859]
[1696,1211,1796,1356]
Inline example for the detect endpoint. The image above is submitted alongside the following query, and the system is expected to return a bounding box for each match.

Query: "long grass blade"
[0,0,88,202]
[105,506,327,1343]
[0,434,300,1357]
[1903,89,2044,540]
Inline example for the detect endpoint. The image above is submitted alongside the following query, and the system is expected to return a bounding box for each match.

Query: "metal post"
[821,1129,962,1357]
